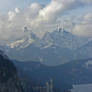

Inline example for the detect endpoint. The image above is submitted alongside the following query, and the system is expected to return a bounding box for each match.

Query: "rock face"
[0,50,23,92]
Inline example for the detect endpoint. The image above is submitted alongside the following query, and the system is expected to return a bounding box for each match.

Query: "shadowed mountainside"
[0,50,23,92]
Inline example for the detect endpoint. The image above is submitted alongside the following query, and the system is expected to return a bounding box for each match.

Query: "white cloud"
[83,13,92,23]
[15,8,20,13]
[72,13,92,38]
[26,0,92,26]
[8,8,20,21]
[73,24,92,38]
[0,0,92,45]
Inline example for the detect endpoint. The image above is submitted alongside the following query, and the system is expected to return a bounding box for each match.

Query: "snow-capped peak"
[7,26,88,50]
[7,27,39,49]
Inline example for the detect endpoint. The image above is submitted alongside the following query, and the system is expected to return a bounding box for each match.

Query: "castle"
[33,79,54,92]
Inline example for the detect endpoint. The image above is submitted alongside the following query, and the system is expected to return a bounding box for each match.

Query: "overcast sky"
[0,0,50,14]
[0,0,92,45]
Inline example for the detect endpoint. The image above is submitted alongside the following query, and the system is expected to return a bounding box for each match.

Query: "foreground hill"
[0,50,23,92]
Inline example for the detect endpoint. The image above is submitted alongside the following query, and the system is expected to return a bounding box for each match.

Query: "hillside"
[0,50,23,92]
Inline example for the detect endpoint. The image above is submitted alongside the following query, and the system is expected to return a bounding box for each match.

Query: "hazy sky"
[0,0,92,45]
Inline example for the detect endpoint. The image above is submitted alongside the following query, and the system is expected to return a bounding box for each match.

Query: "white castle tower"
[46,82,49,92]
[50,79,53,92]
[46,79,53,92]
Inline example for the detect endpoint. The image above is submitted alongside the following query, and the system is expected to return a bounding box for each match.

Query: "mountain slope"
[7,44,74,66]
[42,29,88,49]
[75,40,92,59]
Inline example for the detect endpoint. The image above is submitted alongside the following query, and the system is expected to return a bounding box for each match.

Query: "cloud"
[83,13,92,23]
[8,8,20,21]
[25,0,92,26]
[73,24,92,38]
[72,13,92,38]
[0,0,92,45]
[80,0,92,4]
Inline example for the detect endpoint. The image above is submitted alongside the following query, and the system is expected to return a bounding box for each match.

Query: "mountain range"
[0,27,92,66]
